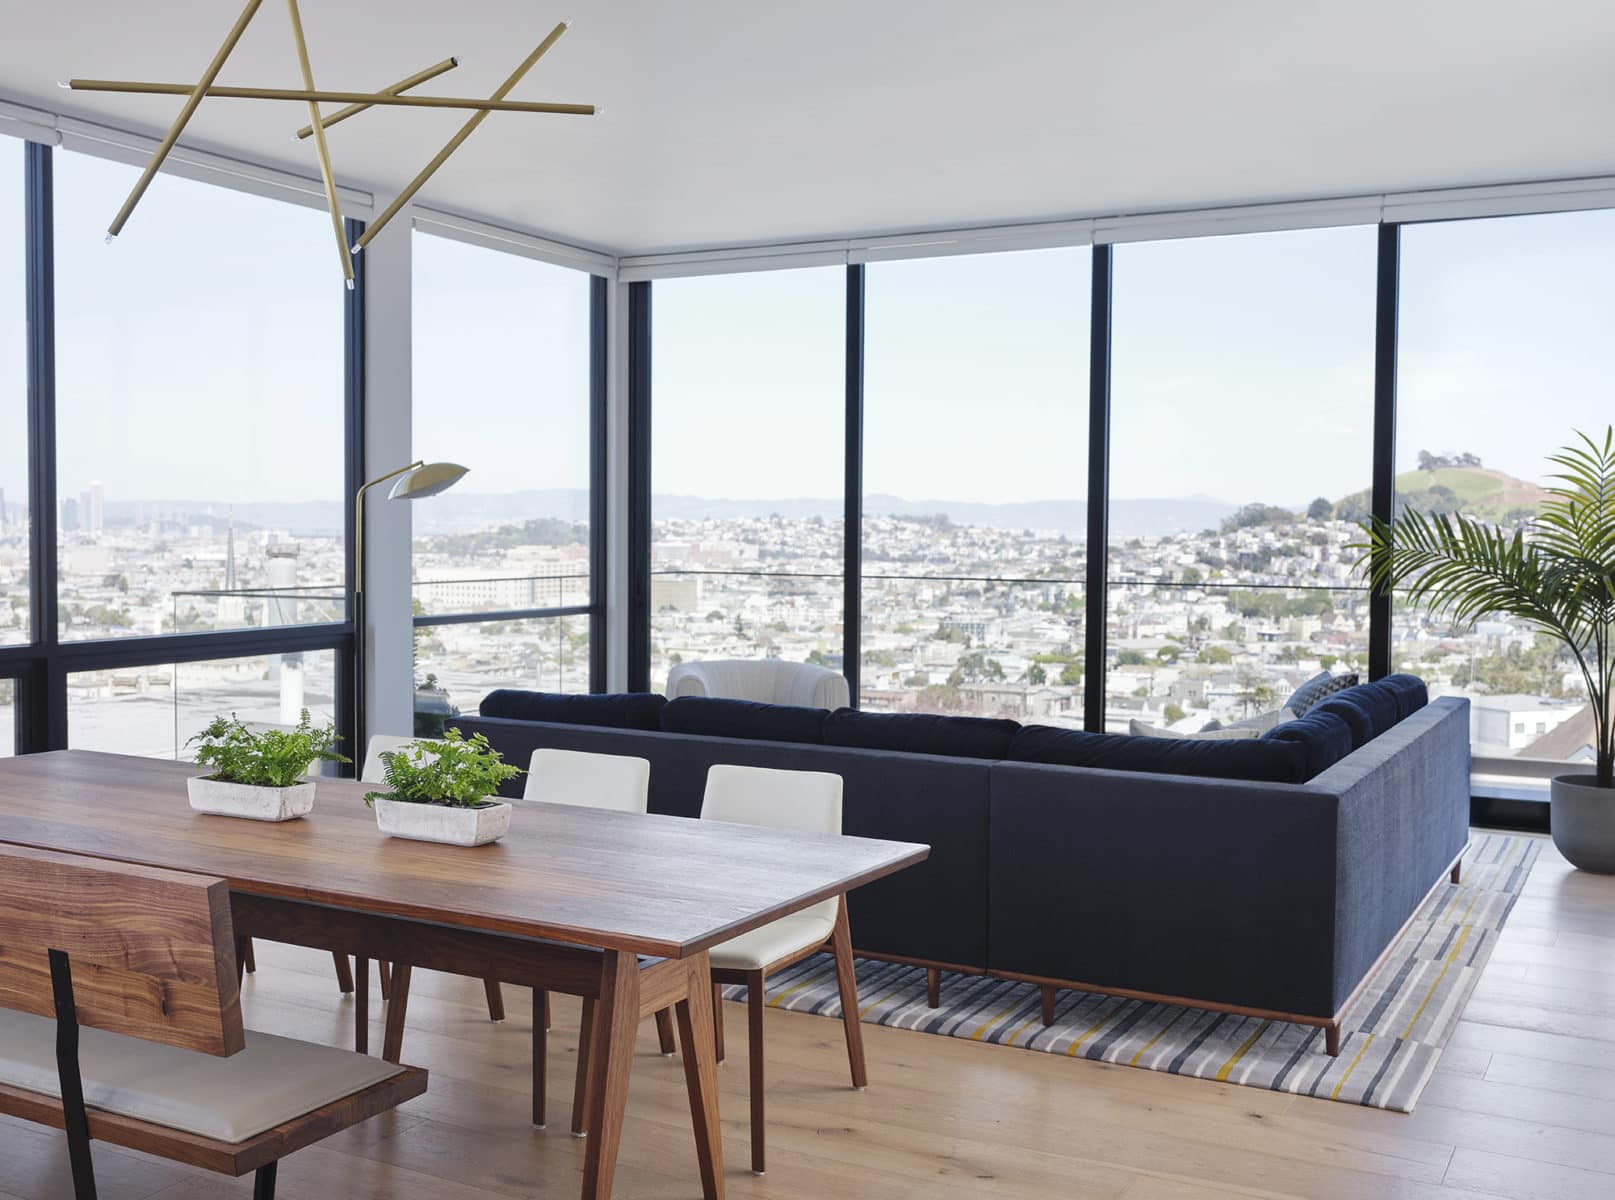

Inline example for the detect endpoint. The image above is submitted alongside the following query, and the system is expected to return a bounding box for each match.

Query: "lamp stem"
[351,460,423,763]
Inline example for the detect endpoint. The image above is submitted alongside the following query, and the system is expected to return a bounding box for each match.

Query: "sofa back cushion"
[480,689,666,732]
[1310,694,1375,750]
[1006,725,1308,784]
[1261,709,1355,778]
[660,696,828,744]
[823,709,1019,760]
[1376,674,1430,721]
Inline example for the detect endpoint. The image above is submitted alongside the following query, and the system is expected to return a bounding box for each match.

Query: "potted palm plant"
[364,728,521,846]
[1362,428,1615,872]
[187,710,349,821]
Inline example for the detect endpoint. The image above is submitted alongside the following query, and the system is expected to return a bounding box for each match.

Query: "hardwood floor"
[4,830,1613,1199]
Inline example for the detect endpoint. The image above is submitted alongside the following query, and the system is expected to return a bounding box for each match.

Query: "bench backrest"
[0,844,244,1057]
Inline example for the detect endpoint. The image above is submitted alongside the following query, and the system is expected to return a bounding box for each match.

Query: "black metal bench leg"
[50,949,97,1200]
[253,1161,278,1199]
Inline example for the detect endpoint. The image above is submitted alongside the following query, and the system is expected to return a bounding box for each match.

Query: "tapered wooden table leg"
[332,951,354,993]
[581,949,640,1200]
[484,978,506,1021]
[830,899,867,1089]
[713,981,725,1063]
[382,963,412,1063]
[677,952,725,1200]
[378,960,392,1001]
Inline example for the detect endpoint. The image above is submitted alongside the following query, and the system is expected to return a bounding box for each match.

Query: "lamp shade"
[388,461,468,500]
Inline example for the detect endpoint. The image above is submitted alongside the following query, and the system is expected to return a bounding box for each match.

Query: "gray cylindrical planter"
[1551,775,1615,874]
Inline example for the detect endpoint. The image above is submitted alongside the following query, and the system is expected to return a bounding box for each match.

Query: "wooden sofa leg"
[926,967,941,1009]
[1450,860,1462,884]
[655,1007,678,1055]
[1040,984,1057,1027]
[1325,1023,1341,1057]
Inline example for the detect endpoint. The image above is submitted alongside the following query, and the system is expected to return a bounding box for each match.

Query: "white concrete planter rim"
[187,775,316,822]
[372,795,512,847]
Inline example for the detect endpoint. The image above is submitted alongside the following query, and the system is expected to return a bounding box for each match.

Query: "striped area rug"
[724,832,1539,1112]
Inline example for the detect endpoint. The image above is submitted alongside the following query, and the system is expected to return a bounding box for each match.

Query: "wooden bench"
[0,843,427,1199]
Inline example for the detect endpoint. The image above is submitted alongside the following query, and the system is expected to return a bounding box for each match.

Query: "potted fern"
[187,710,349,822]
[364,728,521,846]
[1362,428,1615,872]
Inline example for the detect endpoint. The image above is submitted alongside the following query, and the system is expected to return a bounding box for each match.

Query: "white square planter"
[188,776,316,822]
[373,796,512,846]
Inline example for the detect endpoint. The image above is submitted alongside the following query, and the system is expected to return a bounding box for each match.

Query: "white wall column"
[361,208,415,737]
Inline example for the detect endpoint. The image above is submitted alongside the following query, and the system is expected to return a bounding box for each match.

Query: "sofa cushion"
[1377,674,1429,721]
[1310,694,1375,749]
[1352,681,1405,738]
[1262,709,1356,778]
[660,696,827,744]
[1284,671,1360,717]
[479,689,666,732]
[1007,725,1308,784]
[823,709,1019,760]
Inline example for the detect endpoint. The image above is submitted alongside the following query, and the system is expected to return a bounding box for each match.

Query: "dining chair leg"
[331,952,354,994]
[382,964,412,1063]
[354,956,369,1055]
[571,996,595,1137]
[484,978,506,1022]
[745,969,766,1175]
[241,937,257,974]
[831,897,868,1089]
[581,950,640,1200]
[532,986,547,1128]
[712,981,725,1064]
[378,960,392,1002]
[676,953,724,1200]
[655,1008,677,1056]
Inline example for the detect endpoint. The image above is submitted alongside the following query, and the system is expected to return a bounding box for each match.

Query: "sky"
[5,139,1615,516]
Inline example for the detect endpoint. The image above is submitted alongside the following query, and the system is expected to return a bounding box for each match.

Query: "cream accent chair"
[695,763,866,1175]
[666,658,850,710]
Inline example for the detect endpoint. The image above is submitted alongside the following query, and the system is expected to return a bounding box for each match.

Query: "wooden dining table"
[0,750,930,1199]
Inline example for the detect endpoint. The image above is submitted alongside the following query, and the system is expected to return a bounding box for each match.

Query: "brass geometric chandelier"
[66,0,595,285]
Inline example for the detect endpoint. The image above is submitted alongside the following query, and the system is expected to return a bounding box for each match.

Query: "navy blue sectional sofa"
[451,677,1470,1054]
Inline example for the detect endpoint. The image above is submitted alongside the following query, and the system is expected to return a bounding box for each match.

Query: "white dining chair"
[692,763,865,1176]
[360,733,420,786]
[384,746,655,1133]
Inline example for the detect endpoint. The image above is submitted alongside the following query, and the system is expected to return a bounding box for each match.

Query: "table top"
[0,751,929,959]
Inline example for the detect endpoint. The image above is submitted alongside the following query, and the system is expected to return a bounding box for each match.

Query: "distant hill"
[1334,466,1547,524]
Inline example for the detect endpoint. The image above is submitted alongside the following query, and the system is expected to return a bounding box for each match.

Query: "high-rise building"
[59,496,79,532]
[82,481,104,534]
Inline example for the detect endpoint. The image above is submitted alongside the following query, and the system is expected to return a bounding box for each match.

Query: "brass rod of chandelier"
[354,20,570,254]
[293,57,458,140]
[105,0,264,238]
[66,79,594,116]
[284,0,353,286]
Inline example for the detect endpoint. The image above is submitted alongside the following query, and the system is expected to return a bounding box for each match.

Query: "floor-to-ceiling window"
[862,248,1089,719]
[649,267,845,694]
[0,142,356,761]
[53,151,346,640]
[1107,226,1378,733]
[411,229,596,726]
[1395,210,1615,765]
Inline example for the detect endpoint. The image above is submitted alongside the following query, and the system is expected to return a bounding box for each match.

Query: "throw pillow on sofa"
[823,709,1019,760]
[479,689,666,731]
[1262,709,1356,778]
[1283,671,1360,717]
[660,696,828,744]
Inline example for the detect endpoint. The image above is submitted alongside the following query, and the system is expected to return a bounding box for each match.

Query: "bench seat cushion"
[0,1010,405,1144]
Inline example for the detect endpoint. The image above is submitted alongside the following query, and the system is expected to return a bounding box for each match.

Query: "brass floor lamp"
[352,461,468,760]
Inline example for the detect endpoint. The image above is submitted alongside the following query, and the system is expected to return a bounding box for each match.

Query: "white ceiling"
[3,1,1615,255]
